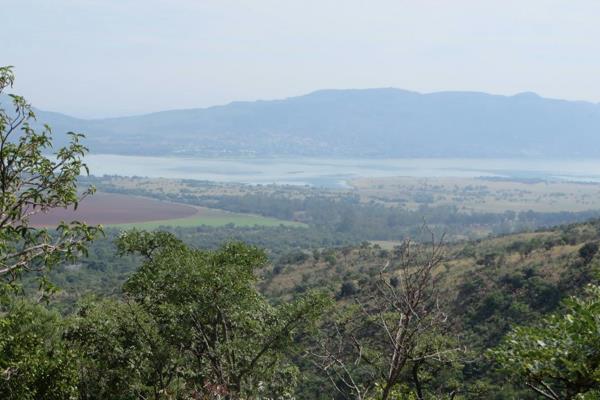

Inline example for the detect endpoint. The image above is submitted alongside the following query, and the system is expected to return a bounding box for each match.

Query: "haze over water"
[86,154,600,188]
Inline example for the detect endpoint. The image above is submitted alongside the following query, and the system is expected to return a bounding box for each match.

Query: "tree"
[116,229,330,399]
[578,242,598,265]
[311,235,462,400]
[339,280,358,298]
[66,298,181,400]
[0,66,100,398]
[491,284,600,399]
[0,300,78,400]
[0,66,100,290]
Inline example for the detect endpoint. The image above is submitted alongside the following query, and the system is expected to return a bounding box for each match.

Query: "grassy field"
[111,208,306,229]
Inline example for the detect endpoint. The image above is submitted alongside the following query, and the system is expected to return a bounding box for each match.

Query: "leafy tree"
[66,298,181,400]
[0,66,100,399]
[0,300,78,400]
[491,284,600,399]
[338,280,358,298]
[0,66,100,290]
[117,229,331,398]
[579,242,599,264]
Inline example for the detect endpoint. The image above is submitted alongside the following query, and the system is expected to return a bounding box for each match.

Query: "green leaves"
[98,231,330,398]
[0,65,102,292]
[0,300,78,400]
[490,284,600,399]
[66,298,178,400]
[0,67,15,92]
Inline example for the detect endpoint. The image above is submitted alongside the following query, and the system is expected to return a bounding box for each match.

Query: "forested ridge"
[31,217,600,398]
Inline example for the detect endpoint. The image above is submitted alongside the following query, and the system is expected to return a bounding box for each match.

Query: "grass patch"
[109,210,306,229]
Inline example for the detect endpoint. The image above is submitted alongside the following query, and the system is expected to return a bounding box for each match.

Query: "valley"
[5,2,600,397]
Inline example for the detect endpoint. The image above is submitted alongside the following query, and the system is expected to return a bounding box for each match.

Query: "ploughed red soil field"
[29,192,198,227]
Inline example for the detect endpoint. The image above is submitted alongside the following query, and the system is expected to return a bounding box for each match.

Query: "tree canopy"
[0,65,100,293]
[66,230,331,399]
[491,284,600,399]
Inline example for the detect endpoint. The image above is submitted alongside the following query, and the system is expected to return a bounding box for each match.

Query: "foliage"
[579,242,599,264]
[113,229,331,398]
[0,66,100,291]
[491,284,600,399]
[0,300,78,400]
[66,298,180,400]
[24,216,600,399]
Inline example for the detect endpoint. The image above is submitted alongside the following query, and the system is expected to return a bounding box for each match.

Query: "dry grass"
[350,176,600,213]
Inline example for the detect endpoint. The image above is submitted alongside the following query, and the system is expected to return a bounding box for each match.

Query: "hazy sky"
[2,0,600,117]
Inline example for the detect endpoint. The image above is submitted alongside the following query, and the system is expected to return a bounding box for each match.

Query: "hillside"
[259,221,600,397]
[50,210,600,336]
[262,221,598,306]
[18,89,600,157]
[42,217,600,398]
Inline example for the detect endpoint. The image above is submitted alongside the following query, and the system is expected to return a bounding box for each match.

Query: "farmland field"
[30,192,303,228]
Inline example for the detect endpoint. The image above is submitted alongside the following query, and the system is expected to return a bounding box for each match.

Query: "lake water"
[85,154,600,188]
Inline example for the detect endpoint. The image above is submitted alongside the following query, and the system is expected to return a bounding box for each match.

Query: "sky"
[2,0,600,118]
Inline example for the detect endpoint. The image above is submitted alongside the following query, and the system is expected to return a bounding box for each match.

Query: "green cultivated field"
[110,208,306,229]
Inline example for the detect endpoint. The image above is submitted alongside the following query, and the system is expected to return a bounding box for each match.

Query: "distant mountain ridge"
[5,88,600,157]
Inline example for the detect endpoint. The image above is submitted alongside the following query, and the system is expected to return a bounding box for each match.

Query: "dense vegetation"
[13,218,600,399]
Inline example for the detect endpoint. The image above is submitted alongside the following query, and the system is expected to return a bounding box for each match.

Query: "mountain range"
[7,88,600,157]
